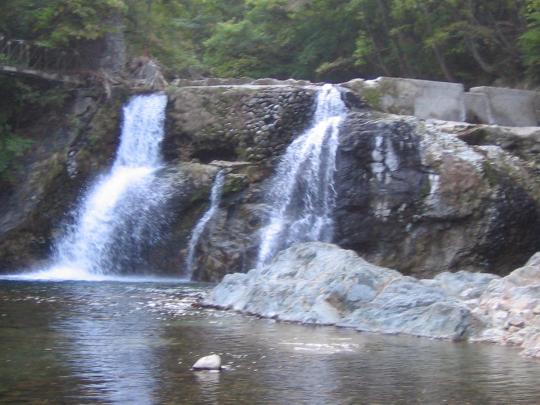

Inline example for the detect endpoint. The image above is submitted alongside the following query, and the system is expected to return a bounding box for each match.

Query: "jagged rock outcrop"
[161,82,540,279]
[334,114,540,276]
[2,79,540,280]
[205,242,540,358]
[126,57,168,91]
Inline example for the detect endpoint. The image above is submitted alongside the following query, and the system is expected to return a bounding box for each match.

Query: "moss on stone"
[482,161,500,186]
[418,177,432,200]
[361,87,383,110]
[189,185,212,204]
[223,173,248,194]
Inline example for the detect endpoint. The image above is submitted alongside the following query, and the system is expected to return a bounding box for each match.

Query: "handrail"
[0,34,81,74]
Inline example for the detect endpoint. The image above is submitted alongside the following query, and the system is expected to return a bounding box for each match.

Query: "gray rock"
[206,243,540,357]
[334,114,540,277]
[192,354,222,370]
[429,271,499,301]
[127,57,167,90]
[471,252,540,357]
[342,77,540,127]
[464,92,495,124]
[206,242,479,340]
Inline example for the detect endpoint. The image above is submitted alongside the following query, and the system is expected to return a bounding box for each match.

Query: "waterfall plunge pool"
[1,279,540,404]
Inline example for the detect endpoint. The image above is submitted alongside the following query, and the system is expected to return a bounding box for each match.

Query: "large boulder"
[341,77,466,121]
[205,242,482,340]
[471,253,540,357]
[205,242,540,357]
[468,86,539,127]
[334,113,540,277]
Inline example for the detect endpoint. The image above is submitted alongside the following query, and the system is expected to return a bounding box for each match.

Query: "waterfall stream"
[256,84,346,268]
[35,93,171,279]
[184,170,225,279]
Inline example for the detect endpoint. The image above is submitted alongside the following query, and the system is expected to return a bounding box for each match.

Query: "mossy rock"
[223,173,248,194]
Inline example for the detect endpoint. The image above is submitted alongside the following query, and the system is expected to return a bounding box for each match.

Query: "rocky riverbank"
[205,242,540,358]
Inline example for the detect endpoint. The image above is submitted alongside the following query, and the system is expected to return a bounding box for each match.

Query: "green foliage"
[204,1,295,78]
[0,123,33,177]
[0,0,127,47]
[0,0,539,83]
[0,78,65,180]
[521,0,540,80]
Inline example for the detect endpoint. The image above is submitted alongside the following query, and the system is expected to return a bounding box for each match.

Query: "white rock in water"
[192,354,222,370]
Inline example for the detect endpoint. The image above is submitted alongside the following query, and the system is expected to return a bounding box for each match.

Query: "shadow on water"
[1,280,540,404]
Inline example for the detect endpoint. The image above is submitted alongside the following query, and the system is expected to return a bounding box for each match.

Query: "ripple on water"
[1,280,540,404]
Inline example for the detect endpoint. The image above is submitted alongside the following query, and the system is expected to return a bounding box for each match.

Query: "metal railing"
[0,34,81,74]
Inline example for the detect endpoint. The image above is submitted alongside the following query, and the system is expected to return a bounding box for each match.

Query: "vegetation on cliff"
[2,0,540,186]
[1,0,539,86]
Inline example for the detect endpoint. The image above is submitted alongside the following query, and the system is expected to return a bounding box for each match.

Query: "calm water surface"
[1,280,540,404]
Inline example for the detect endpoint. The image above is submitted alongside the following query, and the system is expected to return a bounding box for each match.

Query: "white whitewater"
[27,93,170,280]
[256,84,346,268]
[184,170,225,278]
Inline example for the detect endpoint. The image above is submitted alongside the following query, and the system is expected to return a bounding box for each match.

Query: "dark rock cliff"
[1,79,540,280]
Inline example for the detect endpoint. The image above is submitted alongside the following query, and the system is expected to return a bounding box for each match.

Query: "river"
[1,280,540,404]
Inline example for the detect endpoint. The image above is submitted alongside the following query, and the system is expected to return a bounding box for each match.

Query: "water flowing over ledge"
[22,93,172,281]
[184,170,225,279]
[256,84,346,268]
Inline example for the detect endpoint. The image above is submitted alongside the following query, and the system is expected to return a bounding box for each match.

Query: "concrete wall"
[341,77,540,127]
[469,86,539,127]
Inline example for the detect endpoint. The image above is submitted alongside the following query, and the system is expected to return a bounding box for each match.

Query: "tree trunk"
[465,36,495,74]
[431,45,455,82]
[365,26,392,76]
[376,0,413,76]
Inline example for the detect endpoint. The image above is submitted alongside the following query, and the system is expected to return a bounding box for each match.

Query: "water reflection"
[52,283,167,404]
[1,281,540,404]
[193,371,221,404]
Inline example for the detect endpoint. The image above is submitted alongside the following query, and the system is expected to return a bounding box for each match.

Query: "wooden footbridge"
[0,34,83,84]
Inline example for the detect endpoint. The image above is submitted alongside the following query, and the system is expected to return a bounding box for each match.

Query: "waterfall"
[256,84,346,268]
[184,170,225,278]
[37,93,171,279]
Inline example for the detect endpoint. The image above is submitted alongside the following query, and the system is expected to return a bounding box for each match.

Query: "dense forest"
[1,0,540,85]
[1,0,540,181]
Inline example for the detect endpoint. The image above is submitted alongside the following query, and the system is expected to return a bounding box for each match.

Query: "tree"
[521,0,540,80]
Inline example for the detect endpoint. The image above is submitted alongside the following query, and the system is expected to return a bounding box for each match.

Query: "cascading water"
[184,170,225,278]
[35,93,171,280]
[256,84,347,268]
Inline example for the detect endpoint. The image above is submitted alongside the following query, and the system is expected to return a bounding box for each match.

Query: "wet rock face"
[334,114,540,277]
[2,81,540,280]
[0,87,124,272]
[334,115,428,270]
[159,85,318,279]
